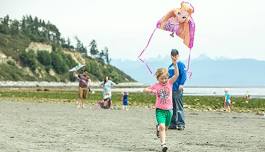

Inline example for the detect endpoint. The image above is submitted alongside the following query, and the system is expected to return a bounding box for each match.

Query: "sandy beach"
[0,100,264,152]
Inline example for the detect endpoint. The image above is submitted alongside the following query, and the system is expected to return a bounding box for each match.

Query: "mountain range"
[111,55,265,86]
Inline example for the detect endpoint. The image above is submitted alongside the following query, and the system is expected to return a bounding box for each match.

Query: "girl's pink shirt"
[148,80,173,110]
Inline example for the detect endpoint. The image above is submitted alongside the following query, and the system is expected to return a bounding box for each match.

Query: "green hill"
[0,15,135,83]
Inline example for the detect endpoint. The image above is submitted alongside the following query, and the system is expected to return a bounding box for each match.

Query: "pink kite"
[138,1,195,75]
[157,1,195,49]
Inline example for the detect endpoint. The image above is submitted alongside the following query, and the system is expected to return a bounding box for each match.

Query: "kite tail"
[138,28,157,74]
[186,49,192,79]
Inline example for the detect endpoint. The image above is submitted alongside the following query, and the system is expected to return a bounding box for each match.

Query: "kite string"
[138,27,193,79]
[186,48,192,79]
[138,58,153,74]
[138,28,157,74]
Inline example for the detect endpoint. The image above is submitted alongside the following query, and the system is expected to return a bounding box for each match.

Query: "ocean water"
[108,87,265,98]
[183,87,265,97]
[1,81,264,98]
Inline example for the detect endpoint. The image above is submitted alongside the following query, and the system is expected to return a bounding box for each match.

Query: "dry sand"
[0,100,264,152]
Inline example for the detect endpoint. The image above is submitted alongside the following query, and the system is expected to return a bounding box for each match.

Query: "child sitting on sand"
[224,88,232,112]
[97,93,112,109]
[143,56,179,152]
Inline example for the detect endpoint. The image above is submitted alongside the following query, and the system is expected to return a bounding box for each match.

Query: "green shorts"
[156,108,173,127]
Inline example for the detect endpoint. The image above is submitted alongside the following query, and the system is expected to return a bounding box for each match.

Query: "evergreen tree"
[75,36,87,53]
[64,37,74,49]
[89,39,98,57]
[75,36,82,51]
[99,50,104,58]
[104,47,111,64]
[0,15,10,34]
[9,20,20,35]
[97,50,105,64]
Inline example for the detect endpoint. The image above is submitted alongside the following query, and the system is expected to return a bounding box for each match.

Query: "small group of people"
[74,71,112,109]
[74,72,128,110]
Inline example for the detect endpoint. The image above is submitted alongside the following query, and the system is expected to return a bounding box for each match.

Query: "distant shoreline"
[1,81,265,98]
[1,81,265,88]
[185,85,265,88]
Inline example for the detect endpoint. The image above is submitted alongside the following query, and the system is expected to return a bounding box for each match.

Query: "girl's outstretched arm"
[143,88,156,95]
[143,88,152,93]
[111,81,116,86]
[169,56,179,83]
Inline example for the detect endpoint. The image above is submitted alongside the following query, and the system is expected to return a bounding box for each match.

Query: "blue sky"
[1,0,265,61]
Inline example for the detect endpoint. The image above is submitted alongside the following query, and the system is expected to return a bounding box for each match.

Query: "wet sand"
[0,100,264,152]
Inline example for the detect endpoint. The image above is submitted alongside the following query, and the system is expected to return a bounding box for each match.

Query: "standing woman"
[100,76,116,107]
[75,71,91,108]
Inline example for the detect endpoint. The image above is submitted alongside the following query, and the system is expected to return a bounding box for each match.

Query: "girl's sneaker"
[161,144,168,152]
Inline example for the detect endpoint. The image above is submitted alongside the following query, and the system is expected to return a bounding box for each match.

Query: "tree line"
[0,15,111,64]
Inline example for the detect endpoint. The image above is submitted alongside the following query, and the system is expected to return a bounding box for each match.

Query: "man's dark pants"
[170,90,185,128]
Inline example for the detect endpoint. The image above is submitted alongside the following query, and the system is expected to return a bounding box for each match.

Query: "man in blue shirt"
[168,49,187,130]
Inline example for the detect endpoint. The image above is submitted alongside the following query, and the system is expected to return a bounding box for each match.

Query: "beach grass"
[0,89,264,112]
